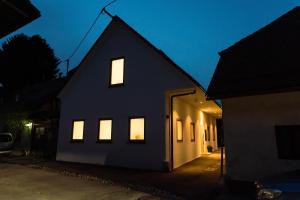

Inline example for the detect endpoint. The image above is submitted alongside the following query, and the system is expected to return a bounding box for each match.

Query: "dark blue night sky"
[1,0,299,88]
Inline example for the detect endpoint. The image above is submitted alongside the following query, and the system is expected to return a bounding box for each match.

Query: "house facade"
[57,16,221,171]
[207,7,300,181]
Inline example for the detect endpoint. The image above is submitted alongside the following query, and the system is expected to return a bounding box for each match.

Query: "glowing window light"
[110,58,124,85]
[130,118,144,141]
[99,120,112,140]
[177,120,183,141]
[72,121,84,140]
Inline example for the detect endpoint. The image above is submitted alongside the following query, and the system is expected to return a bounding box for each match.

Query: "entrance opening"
[168,89,222,170]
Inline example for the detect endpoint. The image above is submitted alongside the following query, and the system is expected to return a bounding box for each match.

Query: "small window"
[98,119,112,142]
[275,125,300,159]
[129,117,145,142]
[72,120,84,141]
[177,120,183,142]
[110,58,124,86]
[190,123,195,142]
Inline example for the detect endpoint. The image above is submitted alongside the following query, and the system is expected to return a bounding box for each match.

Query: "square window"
[129,117,145,142]
[190,123,195,142]
[177,120,183,142]
[72,120,84,141]
[98,119,112,142]
[110,58,124,86]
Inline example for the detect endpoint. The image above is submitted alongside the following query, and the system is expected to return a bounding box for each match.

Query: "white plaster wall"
[223,91,300,181]
[56,21,194,170]
[172,98,218,168]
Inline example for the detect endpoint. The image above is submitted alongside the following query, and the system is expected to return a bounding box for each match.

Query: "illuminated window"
[98,119,112,142]
[72,120,84,141]
[177,120,183,142]
[190,123,195,142]
[110,58,124,86]
[129,117,145,142]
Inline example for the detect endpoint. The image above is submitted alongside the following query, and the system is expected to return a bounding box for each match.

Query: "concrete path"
[0,151,230,199]
[0,163,157,200]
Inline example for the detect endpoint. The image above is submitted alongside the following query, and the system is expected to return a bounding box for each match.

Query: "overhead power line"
[64,0,117,75]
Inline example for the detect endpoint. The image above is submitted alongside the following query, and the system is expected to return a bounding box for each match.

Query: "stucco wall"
[223,91,300,181]
[173,98,218,168]
[56,21,194,170]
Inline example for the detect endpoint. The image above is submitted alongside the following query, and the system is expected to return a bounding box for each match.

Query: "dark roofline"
[219,6,300,56]
[112,16,206,93]
[0,0,40,38]
[207,6,300,100]
[64,15,206,94]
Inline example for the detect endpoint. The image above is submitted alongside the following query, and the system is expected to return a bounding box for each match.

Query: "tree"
[0,34,60,101]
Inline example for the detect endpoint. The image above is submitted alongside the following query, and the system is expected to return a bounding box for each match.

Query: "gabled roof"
[207,7,300,100]
[59,16,206,97]
[0,0,40,39]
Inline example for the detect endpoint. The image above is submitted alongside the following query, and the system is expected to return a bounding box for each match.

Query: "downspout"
[170,90,196,170]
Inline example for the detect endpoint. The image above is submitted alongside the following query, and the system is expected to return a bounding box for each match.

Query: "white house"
[57,16,221,171]
[207,7,300,180]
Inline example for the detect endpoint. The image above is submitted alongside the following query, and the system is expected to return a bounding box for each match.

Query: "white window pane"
[72,121,84,140]
[99,120,112,140]
[177,121,183,141]
[130,118,144,140]
[111,58,124,85]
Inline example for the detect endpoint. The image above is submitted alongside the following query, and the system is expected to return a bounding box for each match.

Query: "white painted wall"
[56,20,195,170]
[223,91,300,181]
[172,98,218,168]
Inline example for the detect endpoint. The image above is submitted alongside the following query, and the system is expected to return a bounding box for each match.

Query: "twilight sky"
[1,0,300,88]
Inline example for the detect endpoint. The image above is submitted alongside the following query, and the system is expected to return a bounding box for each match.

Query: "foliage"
[0,112,32,149]
[0,34,60,100]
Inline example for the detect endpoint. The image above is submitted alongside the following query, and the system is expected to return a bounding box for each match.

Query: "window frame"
[71,119,85,143]
[190,122,195,142]
[109,57,125,87]
[128,116,146,144]
[97,118,113,143]
[177,119,183,142]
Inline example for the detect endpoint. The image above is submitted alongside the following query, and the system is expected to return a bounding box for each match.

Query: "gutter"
[169,90,196,170]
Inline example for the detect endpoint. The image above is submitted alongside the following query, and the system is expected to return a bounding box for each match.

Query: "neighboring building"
[207,7,300,181]
[0,78,66,157]
[0,0,40,39]
[57,16,221,171]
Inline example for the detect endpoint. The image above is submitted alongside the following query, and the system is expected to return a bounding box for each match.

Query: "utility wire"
[63,0,117,75]
[67,12,103,61]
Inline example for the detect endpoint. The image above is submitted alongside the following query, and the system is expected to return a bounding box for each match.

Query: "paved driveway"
[0,163,156,200]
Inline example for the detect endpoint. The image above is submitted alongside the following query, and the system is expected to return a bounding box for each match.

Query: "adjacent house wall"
[223,91,300,181]
[172,98,218,168]
[56,21,194,170]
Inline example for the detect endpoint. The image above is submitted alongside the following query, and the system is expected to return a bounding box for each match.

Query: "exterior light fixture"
[25,122,33,128]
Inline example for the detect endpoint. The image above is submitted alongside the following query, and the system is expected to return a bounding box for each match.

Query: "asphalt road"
[0,163,157,200]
